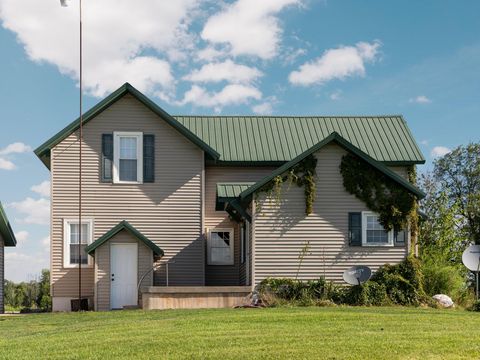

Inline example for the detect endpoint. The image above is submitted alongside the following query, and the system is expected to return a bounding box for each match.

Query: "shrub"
[422,260,469,303]
[371,257,426,306]
[343,282,389,306]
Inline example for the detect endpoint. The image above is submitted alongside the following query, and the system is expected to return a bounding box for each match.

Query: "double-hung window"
[361,212,393,246]
[207,229,234,265]
[63,219,93,268]
[113,132,143,184]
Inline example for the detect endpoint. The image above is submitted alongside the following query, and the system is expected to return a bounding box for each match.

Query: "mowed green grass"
[0,307,479,359]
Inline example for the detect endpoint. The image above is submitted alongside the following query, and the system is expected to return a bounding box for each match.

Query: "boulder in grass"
[432,294,454,308]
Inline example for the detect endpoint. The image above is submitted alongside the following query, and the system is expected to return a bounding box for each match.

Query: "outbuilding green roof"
[35,83,425,169]
[85,220,163,256]
[0,202,17,247]
[175,114,425,165]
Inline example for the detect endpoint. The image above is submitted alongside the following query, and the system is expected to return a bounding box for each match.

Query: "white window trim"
[113,131,143,184]
[63,218,94,268]
[361,211,393,247]
[207,228,234,266]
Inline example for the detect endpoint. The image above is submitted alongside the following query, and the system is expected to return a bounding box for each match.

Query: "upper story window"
[113,132,143,184]
[63,219,93,268]
[207,228,234,265]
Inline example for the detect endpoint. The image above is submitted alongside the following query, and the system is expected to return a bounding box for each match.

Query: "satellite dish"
[462,245,480,271]
[343,265,372,285]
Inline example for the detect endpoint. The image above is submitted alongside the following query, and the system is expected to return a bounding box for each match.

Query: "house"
[34,83,425,311]
[0,202,17,313]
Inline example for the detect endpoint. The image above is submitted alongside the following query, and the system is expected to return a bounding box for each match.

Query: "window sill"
[207,262,235,266]
[63,264,94,269]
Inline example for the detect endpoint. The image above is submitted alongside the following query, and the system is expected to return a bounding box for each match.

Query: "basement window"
[207,229,234,265]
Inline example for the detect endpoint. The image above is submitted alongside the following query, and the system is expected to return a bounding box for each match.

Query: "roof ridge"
[173,115,405,119]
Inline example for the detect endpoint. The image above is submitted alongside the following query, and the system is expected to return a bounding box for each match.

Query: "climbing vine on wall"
[256,155,317,215]
[340,153,416,232]
[407,165,419,253]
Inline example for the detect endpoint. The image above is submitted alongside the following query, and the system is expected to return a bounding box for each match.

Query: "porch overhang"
[85,220,163,256]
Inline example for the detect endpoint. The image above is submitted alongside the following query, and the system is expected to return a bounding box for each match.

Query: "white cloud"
[252,102,274,115]
[14,230,29,245]
[289,41,381,86]
[8,197,50,225]
[0,142,31,155]
[252,96,278,115]
[0,142,31,170]
[201,0,301,59]
[179,84,262,112]
[420,139,429,146]
[409,95,431,104]
[183,59,263,84]
[431,146,451,158]
[0,0,199,98]
[196,46,227,62]
[0,158,15,170]
[31,180,51,197]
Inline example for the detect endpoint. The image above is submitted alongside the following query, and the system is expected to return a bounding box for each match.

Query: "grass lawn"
[0,307,479,359]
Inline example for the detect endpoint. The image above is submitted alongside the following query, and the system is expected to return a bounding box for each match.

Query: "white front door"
[110,243,138,309]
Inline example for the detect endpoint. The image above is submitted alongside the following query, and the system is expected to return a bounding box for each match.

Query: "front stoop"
[142,286,252,310]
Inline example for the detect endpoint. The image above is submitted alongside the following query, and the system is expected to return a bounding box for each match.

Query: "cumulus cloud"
[0,158,15,170]
[201,0,301,59]
[0,142,31,155]
[252,96,278,115]
[8,197,50,225]
[183,59,263,84]
[31,180,51,198]
[431,146,451,158]
[179,84,262,112]
[0,142,31,170]
[0,0,198,98]
[409,95,431,104]
[289,41,381,86]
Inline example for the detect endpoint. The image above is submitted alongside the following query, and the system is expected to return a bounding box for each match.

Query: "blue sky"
[0,0,479,281]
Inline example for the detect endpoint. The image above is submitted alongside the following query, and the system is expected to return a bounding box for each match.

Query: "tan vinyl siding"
[253,143,409,284]
[95,229,153,311]
[204,167,273,286]
[0,235,4,313]
[51,94,204,300]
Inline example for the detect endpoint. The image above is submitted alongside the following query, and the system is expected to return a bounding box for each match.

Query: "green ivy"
[340,153,416,231]
[257,155,317,215]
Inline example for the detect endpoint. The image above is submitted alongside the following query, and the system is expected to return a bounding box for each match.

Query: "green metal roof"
[216,182,254,211]
[174,115,425,165]
[0,202,16,247]
[217,182,255,198]
[85,220,163,256]
[34,83,425,169]
[240,132,426,201]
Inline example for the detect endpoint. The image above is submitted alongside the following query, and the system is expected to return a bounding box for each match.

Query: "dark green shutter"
[348,212,362,246]
[143,134,155,183]
[101,134,113,182]
[394,229,406,246]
